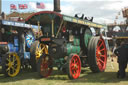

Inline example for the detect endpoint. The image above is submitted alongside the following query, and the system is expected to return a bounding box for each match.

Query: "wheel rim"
[5,53,20,77]
[36,44,48,61]
[96,38,107,71]
[40,55,52,77]
[70,55,81,79]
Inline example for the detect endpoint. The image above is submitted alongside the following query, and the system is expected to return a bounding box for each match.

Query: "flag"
[36,2,45,9]
[24,4,28,9]
[19,4,28,9]
[10,4,17,10]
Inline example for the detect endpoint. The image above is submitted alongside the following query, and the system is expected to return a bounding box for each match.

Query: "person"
[114,41,128,78]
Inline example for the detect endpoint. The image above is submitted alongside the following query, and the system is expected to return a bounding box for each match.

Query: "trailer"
[0,20,40,77]
[25,11,108,79]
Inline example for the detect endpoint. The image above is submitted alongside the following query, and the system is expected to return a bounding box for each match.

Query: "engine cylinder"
[66,43,80,55]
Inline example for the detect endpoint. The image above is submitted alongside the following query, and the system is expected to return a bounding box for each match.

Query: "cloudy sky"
[2,0,128,24]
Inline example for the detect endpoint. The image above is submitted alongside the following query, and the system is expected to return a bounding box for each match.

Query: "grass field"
[0,57,128,85]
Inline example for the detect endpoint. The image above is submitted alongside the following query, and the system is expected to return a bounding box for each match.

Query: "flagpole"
[9,4,12,20]
[18,4,21,19]
[0,0,1,14]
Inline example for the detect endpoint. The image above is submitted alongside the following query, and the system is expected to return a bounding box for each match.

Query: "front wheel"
[66,54,81,79]
[30,41,48,71]
[2,53,21,77]
[37,54,53,78]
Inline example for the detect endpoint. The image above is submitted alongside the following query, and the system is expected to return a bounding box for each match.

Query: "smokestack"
[54,0,61,12]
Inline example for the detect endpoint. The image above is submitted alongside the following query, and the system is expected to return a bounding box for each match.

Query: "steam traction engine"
[0,20,39,77]
[26,11,108,79]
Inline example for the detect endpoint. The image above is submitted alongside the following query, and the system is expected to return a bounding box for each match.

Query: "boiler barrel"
[66,43,80,55]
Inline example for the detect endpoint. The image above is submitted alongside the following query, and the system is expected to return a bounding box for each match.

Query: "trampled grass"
[0,57,128,85]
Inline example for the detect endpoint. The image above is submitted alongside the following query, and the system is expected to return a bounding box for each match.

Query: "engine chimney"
[54,0,61,12]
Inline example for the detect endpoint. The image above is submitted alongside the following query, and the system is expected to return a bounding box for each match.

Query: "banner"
[36,2,45,9]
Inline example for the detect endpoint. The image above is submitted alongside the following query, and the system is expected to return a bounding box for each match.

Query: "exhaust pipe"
[54,0,61,12]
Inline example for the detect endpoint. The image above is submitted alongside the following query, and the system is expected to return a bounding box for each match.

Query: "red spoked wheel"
[96,38,107,71]
[67,54,81,79]
[37,54,52,78]
[88,37,107,72]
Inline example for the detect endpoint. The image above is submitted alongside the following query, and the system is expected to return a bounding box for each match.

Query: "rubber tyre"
[88,36,107,72]
[66,54,81,79]
[2,53,21,77]
[30,41,40,71]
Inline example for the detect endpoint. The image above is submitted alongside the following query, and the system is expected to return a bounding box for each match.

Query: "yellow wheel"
[35,43,48,61]
[2,53,21,77]
[30,41,48,71]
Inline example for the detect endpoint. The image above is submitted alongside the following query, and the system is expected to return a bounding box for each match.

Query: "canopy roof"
[25,11,107,29]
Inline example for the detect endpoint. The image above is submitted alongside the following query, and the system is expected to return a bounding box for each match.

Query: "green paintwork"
[73,37,80,46]
[54,58,65,69]
[66,43,80,55]
[63,15,107,29]
[84,28,93,48]
[84,34,92,48]
[6,32,12,35]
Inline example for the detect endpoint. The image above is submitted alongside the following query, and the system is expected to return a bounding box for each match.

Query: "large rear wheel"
[2,53,21,77]
[88,36,107,72]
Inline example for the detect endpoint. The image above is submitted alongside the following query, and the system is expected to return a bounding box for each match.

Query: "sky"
[1,0,128,24]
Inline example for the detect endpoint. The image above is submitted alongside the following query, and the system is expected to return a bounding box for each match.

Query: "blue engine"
[0,33,35,63]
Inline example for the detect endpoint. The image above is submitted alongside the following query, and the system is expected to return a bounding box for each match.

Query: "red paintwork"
[70,54,81,79]
[40,56,52,78]
[25,11,62,22]
[41,38,51,41]
[0,42,8,44]
[96,38,107,71]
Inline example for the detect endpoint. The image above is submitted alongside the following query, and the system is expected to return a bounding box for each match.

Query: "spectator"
[114,41,128,78]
